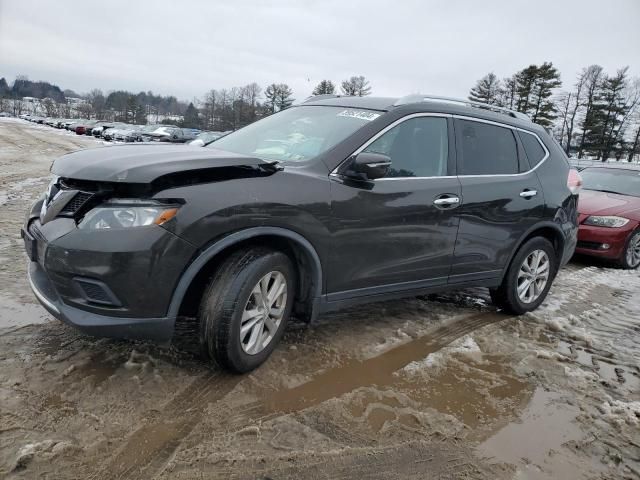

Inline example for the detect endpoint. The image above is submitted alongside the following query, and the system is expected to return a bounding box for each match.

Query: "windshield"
[581,167,640,197]
[208,105,382,162]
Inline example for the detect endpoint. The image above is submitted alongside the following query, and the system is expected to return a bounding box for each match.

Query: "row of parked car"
[18,113,228,146]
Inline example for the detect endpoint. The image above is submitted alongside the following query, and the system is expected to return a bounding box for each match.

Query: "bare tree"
[42,98,58,117]
[577,65,604,158]
[87,89,106,119]
[12,98,25,116]
[243,82,261,124]
[77,102,93,119]
[628,116,640,162]
[202,89,217,130]
[554,92,573,150]
[556,67,592,154]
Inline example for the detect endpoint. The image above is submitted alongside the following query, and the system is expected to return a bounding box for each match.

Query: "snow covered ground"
[0,118,639,479]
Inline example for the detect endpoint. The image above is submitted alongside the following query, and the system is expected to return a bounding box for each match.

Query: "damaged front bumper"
[27,260,175,341]
[21,195,197,342]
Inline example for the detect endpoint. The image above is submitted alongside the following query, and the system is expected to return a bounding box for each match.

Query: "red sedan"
[575,165,640,269]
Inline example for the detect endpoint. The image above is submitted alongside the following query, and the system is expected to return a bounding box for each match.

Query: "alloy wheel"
[626,232,640,268]
[517,249,550,304]
[240,271,287,355]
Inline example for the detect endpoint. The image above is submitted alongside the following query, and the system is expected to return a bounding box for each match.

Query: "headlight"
[79,199,179,230]
[583,215,629,228]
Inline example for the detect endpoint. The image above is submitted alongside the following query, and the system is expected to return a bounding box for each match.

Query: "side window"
[518,131,546,168]
[457,119,519,175]
[363,117,448,178]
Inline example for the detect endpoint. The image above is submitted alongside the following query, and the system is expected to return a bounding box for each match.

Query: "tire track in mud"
[202,440,504,480]
[89,370,243,480]
[93,310,512,479]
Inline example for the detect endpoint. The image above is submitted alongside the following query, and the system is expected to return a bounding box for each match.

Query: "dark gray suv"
[22,94,580,372]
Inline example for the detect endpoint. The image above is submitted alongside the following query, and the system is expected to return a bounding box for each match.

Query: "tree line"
[0,74,374,131]
[468,63,640,161]
[2,69,638,161]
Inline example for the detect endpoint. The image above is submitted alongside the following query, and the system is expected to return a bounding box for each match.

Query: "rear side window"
[518,131,546,168]
[456,119,519,175]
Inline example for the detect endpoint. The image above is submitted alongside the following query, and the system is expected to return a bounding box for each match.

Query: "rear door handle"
[520,189,538,198]
[433,195,460,207]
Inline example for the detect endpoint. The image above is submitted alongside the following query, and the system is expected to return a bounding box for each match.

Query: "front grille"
[60,192,93,214]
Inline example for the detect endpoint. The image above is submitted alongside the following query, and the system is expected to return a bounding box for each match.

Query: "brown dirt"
[1,118,639,480]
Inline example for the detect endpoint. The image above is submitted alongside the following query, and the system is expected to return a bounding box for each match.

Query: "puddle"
[477,388,603,479]
[0,297,51,329]
[262,311,510,415]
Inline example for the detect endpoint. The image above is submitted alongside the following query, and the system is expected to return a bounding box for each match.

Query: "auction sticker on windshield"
[337,109,381,121]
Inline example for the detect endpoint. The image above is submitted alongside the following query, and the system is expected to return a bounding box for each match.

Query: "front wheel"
[199,248,296,373]
[619,229,640,269]
[490,237,557,314]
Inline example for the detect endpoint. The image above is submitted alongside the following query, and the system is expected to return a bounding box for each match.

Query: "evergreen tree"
[182,102,200,128]
[134,102,147,125]
[0,77,9,97]
[312,80,336,96]
[341,76,371,96]
[468,73,501,105]
[514,65,539,113]
[511,62,562,127]
[588,68,632,160]
[125,96,137,123]
[276,84,294,110]
[265,84,294,113]
[528,62,562,127]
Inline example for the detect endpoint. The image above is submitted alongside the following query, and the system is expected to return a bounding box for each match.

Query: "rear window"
[518,131,546,167]
[457,119,519,175]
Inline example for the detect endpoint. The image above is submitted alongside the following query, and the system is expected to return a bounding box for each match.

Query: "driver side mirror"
[349,152,391,180]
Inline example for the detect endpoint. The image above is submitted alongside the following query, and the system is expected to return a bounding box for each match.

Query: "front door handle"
[520,189,538,198]
[433,195,460,207]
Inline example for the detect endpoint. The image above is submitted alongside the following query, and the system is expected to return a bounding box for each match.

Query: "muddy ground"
[0,118,639,480]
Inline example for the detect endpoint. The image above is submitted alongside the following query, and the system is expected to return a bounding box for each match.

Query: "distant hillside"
[2,77,66,102]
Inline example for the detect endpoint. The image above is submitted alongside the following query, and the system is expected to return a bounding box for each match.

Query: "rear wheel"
[199,248,295,373]
[619,229,640,269]
[490,237,557,314]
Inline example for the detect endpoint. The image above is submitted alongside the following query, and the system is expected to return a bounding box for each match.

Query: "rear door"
[450,117,545,284]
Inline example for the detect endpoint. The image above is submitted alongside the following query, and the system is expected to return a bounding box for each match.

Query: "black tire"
[490,237,557,315]
[617,229,640,270]
[199,248,296,373]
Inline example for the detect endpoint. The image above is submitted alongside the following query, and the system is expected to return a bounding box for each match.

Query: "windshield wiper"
[260,160,284,172]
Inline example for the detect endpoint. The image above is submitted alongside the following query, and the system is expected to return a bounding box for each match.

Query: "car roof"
[302,95,541,132]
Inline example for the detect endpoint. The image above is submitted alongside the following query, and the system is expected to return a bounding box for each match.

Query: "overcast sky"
[1,0,638,103]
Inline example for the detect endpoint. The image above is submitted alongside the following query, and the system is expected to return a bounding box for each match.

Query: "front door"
[327,115,461,299]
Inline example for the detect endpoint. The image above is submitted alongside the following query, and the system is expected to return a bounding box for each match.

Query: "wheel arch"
[168,227,323,323]
[501,222,567,281]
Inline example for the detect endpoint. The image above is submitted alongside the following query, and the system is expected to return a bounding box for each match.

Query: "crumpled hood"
[578,189,640,220]
[51,144,269,183]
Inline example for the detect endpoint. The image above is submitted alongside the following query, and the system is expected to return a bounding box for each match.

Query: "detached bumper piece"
[27,261,174,341]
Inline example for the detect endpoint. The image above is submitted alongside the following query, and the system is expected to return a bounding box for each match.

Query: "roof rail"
[302,94,342,103]
[394,94,531,122]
